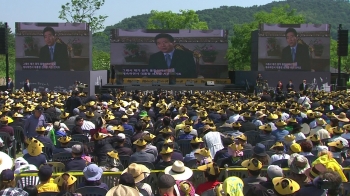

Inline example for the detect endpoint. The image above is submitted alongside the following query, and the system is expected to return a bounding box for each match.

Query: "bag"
[175,180,196,196]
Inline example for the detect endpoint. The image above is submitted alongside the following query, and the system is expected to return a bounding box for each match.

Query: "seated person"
[196,163,221,195]
[36,165,59,193]
[130,138,156,163]
[214,137,232,162]
[53,136,72,154]
[23,138,47,169]
[53,173,77,193]
[65,144,86,171]
[35,126,54,158]
[100,150,122,172]
[78,164,109,190]
[114,133,133,156]
[241,158,267,194]
[155,147,175,170]
[143,132,158,159]
[177,125,194,140]
[155,138,183,164]
[93,132,122,165]
[0,169,29,195]
[195,147,212,165]
[184,137,203,163]
[328,140,344,159]
[220,142,243,168]
[270,141,290,163]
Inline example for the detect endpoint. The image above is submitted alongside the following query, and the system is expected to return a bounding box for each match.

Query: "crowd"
[0,88,348,196]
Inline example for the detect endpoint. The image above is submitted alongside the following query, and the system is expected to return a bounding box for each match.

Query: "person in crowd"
[78,164,108,190]
[252,143,271,166]
[65,144,86,171]
[122,163,152,196]
[327,140,344,159]
[23,105,48,139]
[258,123,276,142]
[196,163,221,195]
[220,142,243,167]
[213,137,232,162]
[114,133,133,156]
[53,136,72,154]
[157,174,176,196]
[184,136,203,163]
[241,158,267,194]
[286,80,295,92]
[270,141,290,163]
[221,176,245,196]
[90,117,108,141]
[23,185,38,196]
[23,138,47,168]
[272,120,289,142]
[272,177,300,196]
[310,118,330,140]
[299,140,315,157]
[0,169,29,195]
[236,134,253,150]
[142,132,158,158]
[93,132,122,165]
[53,173,77,193]
[36,165,59,193]
[71,116,84,135]
[328,126,349,147]
[155,147,175,170]
[194,147,212,165]
[130,121,144,143]
[288,154,310,186]
[130,138,155,163]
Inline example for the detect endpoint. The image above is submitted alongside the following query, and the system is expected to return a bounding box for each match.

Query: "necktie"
[165,54,171,68]
[49,47,54,61]
[291,47,296,62]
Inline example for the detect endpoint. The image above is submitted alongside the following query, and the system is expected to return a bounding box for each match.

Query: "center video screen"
[110,29,228,78]
[257,24,330,72]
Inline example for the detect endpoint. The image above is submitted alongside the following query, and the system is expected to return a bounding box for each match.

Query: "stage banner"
[15,22,91,71]
[122,78,231,84]
[256,24,330,72]
[110,29,229,79]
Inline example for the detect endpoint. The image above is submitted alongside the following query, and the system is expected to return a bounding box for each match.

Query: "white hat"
[14,157,28,170]
[14,164,38,175]
[118,133,126,140]
[164,161,193,181]
[0,151,13,173]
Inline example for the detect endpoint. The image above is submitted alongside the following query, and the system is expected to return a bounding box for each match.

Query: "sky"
[0,0,281,30]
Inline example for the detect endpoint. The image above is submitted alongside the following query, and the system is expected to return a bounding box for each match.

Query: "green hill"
[95,0,350,52]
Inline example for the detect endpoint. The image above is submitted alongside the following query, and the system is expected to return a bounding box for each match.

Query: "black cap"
[158,174,176,189]
[35,105,44,111]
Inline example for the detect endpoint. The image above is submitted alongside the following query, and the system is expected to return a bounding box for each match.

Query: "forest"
[1,0,350,79]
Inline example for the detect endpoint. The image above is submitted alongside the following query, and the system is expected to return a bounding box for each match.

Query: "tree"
[0,22,15,81]
[147,10,208,29]
[92,47,110,70]
[226,5,305,70]
[59,0,108,32]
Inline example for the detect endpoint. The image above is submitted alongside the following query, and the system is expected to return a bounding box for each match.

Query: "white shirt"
[81,120,95,131]
[271,153,290,163]
[293,132,306,141]
[310,126,330,140]
[229,114,240,123]
[297,96,311,104]
[203,132,224,158]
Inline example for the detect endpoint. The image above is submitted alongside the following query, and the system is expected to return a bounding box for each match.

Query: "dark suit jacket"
[281,44,310,71]
[39,43,70,71]
[299,83,309,91]
[6,82,13,92]
[23,83,31,92]
[286,83,294,92]
[148,49,196,78]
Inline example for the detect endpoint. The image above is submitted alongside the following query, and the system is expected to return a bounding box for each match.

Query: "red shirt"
[89,128,108,141]
[195,180,221,195]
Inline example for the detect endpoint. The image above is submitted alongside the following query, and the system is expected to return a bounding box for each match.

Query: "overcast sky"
[0,0,282,30]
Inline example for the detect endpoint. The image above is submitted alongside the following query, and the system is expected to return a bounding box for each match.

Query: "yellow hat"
[272,177,300,195]
[104,114,115,121]
[160,147,174,154]
[27,139,44,156]
[121,115,128,119]
[275,120,287,127]
[107,151,119,159]
[228,142,243,151]
[259,124,272,131]
[267,113,279,120]
[190,136,203,144]
[0,116,9,123]
[326,112,336,118]
[12,113,23,118]
[160,127,173,134]
[328,140,344,149]
[241,158,262,171]
[195,148,211,158]
[307,134,320,142]
[288,117,297,123]
[54,173,77,186]
[291,109,301,115]
[142,133,155,142]
[197,163,220,176]
[141,116,151,121]
[184,119,193,126]
[241,112,251,118]
[343,124,350,131]
[316,118,327,126]
[110,125,124,132]
[85,111,94,117]
[232,122,241,128]
[25,137,38,145]
[58,136,72,144]
[183,125,193,133]
[36,126,46,132]
[59,112,69,119]
[164,138,173,145]
[270,142,284,150]
[133,138,147,147]
[284,134,296,142]
[93,132,108,141]
[331,126,344,134]
[236,134,247,141]
[290,143,301,153]
[86,101,96,107]
[77,105,86,110]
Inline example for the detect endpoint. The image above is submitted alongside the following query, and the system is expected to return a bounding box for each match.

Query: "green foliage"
[226,5,305,70]
[147,10,208,29]
[59,0,108,32]
[0,23,15,80]
[92,47,110,70]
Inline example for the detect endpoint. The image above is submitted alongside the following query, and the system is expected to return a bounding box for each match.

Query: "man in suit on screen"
[39,26,70,71]
[148,33,196,78]
[281,28,311,71]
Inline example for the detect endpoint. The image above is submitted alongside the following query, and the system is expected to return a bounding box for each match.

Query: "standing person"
[39,26,70,71]
[65,91,83,116]
[281,27,311,71]
[6,77,13,93]
[256,73,264,94]
[23,79,31,92]
[286,80,295,92]
[276,80,283,92]
[299,79,309,91]
[23,106,47,140]
[148,33,196,78]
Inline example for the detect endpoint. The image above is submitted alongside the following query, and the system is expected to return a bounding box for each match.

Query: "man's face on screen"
[156,38,174,53]
[286,32,297,47]
[44,31,55,46]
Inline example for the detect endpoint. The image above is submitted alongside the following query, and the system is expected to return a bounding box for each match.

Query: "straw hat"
[133,138,147,147]
[54,173,77,186]
[0,116,9,123]
[336,112,349,122]
[85,111,94,117]
[125,109,134,116]
[110,125,124,132]
[255,111,266,119]
[316,118,327,126]
[106,185,139,196]
[104,114,115,121]
[121,115,128,119]
[160,127,173,134]
[343,124,350,131]
[331,126,344,134]
[12,113,23,118]
[86,101,96,107]
[122,163,150,183]
[58,136,72,144]
[0,151,14,173]
[27,139,44,156]
[164,161,193,181]
[267,113,279,120]
[272,177,300,195]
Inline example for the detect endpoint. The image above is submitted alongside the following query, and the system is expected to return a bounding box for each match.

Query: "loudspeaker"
[338,30,348,56]
[131,81,140,86]
[205,81,215,86]
[0,28,7,55]
[152,81,161,86]
[251,30,259,71]
[185,81,194,86]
